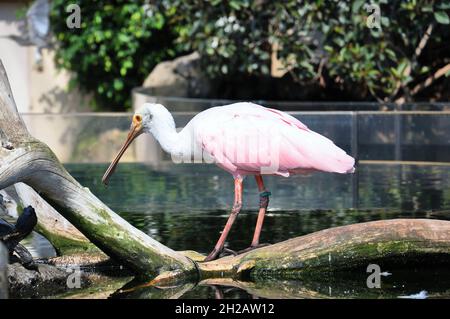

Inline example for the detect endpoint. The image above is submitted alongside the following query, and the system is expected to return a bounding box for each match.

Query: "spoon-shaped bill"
[102,123,142,185]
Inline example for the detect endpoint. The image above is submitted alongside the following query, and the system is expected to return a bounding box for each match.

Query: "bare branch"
[389,23,434,102]
[396,63,450,104]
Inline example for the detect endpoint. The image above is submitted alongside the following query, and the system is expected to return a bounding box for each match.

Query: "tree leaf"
[229,1,241,10]
[434,11,450,24]
[352,0,365,13]
[437,2,450,10]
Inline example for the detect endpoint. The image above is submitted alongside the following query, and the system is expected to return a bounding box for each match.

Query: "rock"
[7,263,67,297]
[0,189,18,218]
[71,128,132,163]
[0,243,8,299]
[6,262,94,298]
[142,52,211,98]
[0,194,4,216]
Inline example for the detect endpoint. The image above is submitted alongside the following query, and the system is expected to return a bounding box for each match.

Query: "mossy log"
[43,218,450,285]
[0,60,195,278]
[1,60,450,285]
[196,219,450,280]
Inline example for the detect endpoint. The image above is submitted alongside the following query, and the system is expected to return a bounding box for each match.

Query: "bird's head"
[15,206,37,236]
[102,103,170,185]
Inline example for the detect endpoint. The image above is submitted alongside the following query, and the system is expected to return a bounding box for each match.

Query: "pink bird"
[102,102,355,261]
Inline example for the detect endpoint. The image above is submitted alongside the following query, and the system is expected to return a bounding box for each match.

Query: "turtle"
[0,206,38,269]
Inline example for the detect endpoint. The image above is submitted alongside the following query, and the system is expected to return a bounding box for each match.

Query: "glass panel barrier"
[22,111,450,164]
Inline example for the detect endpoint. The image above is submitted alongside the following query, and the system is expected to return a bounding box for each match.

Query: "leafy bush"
[172,0,450,102]
[50,1,181,110]
[50,1,450,108]
[169,0,275,77]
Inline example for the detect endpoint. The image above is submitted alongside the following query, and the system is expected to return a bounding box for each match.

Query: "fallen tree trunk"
[0,60,195,278]
[1,59,450,286]
[2,144,196,277]
[197,219,450,280]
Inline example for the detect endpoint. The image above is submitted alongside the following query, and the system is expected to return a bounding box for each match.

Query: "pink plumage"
[187,102,355,178]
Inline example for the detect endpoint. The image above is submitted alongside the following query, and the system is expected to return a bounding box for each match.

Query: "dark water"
[67,163,450,255]
[37,163,450,298]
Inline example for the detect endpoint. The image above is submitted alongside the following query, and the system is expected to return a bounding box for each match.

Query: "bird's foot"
[222,248,238,256]
[206,243,270,261]
[204,247,222,262]
[237,243,271,254]
[204,246,239,261]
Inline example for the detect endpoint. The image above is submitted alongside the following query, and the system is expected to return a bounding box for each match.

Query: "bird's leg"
[204,177,243,262]
[250,175,270,248]
[235,177,271,255]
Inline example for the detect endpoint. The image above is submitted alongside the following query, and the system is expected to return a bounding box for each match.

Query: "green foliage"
[50,1,450,108]
[169,0,450,101]
[50,1,180,110]
[170,0,275,77]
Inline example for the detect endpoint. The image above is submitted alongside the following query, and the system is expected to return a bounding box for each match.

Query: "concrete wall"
[0,1,91,114]
[0,1,93,161]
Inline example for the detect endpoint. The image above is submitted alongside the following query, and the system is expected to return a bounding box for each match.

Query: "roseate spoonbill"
[102,102,355,261]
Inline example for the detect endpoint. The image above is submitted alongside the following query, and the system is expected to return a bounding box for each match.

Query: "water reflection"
[65,162,450,255]
[41,163,450,298]
[68,163,450,213]
[106,267,450,299]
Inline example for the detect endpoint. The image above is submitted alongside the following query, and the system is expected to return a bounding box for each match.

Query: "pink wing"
[193,103,355,177]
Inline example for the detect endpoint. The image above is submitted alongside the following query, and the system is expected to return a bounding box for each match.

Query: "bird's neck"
[150,122,180,154]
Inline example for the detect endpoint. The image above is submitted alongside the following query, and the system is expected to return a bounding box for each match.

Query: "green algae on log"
[196,219,450,280]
